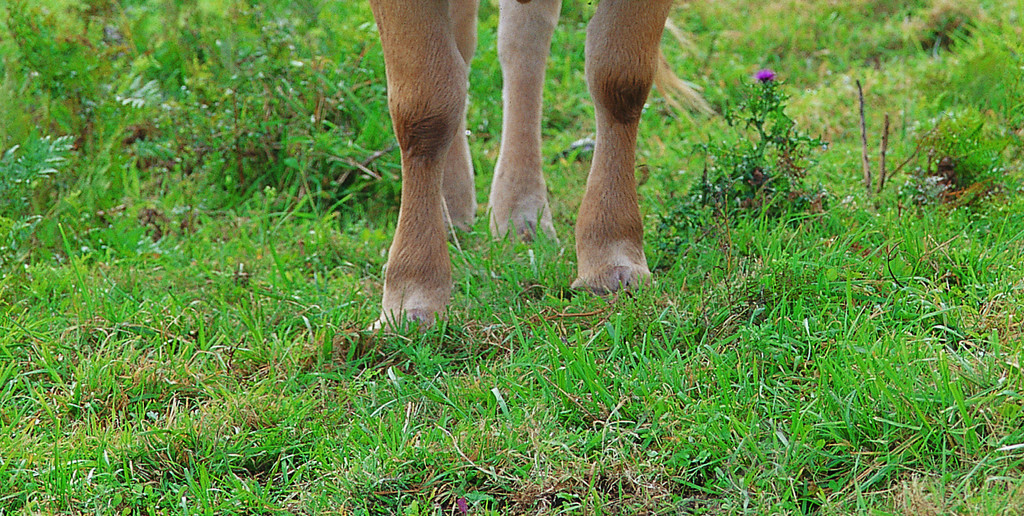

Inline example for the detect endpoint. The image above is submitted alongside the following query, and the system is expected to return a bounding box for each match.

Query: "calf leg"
[442,0,479,231]
[370,0,466,326]
[489,0,561,241]
[573,0,671,293]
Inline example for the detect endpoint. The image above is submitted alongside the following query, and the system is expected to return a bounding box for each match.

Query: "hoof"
[490,204,558,244]
[370,308,439,332]
[572,264,651,295]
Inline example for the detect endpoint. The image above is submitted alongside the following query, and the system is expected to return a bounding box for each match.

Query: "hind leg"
[370,0,466,327]
[572,0,671,293]
[441,0,479,231]
[488,0,561,241]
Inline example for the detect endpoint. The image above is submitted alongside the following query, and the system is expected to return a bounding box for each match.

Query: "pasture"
[1,0,1023,513]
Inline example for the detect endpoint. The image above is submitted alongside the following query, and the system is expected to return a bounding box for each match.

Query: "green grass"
[2,0,1023,514]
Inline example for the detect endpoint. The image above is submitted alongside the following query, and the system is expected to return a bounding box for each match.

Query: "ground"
[0,0,1022,514]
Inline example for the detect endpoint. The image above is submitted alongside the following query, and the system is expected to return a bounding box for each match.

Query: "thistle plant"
[655,70,827,260]
[692,69,826,216]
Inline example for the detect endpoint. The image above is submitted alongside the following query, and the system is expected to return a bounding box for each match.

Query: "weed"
[900,109,1008,206]
[695,75,827,215]
[654,74,827,261]
[0,134,74,268]
[0,135,73,219]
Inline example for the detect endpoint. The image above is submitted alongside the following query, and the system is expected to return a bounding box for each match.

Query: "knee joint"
[392,96,463,162]
[589,67,654,125]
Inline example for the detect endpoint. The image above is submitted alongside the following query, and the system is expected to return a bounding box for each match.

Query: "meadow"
[1,0,1023,514]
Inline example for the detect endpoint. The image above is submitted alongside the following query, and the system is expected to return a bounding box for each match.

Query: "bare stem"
[857,80,871,193]
[878,114,890,194]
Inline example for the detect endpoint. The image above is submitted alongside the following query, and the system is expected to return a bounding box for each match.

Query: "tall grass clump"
[0,1,402,271]
[145,2,396,206]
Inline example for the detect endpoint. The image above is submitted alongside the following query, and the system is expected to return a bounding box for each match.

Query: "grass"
[2,0,1023,514]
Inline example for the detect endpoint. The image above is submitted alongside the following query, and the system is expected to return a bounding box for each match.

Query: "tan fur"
[442,0,479,231]
[370,0,681,327]
[370,0,463,327]
[573,0,672,293]
[489,0,561,241]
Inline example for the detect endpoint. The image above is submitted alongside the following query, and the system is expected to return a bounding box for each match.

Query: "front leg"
[573,0,672,293]
[370,0,467,327]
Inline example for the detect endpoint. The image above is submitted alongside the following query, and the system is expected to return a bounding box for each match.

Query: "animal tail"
[653,18,713,115]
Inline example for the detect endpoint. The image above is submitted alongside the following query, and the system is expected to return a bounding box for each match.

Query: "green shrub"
[900,109,1008,206]
[135,2,397,209]
[2,1,396,217]
[0,134,74,267]
[2,2,150,151]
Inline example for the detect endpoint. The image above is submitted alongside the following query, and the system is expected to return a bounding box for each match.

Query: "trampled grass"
[1,0,1023,514]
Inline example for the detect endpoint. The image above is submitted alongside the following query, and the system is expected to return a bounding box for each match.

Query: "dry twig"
[878,114,891,193]
[857,80,871,192]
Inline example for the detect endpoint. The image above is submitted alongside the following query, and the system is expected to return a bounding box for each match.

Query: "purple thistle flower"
[456,497,469,515]
[754,68,777,83]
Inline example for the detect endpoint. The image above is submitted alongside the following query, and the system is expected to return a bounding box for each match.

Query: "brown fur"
[370,0,673,328]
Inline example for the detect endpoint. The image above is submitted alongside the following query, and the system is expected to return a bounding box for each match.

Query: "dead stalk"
[878,114,890,194]
[857,80,871,193]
